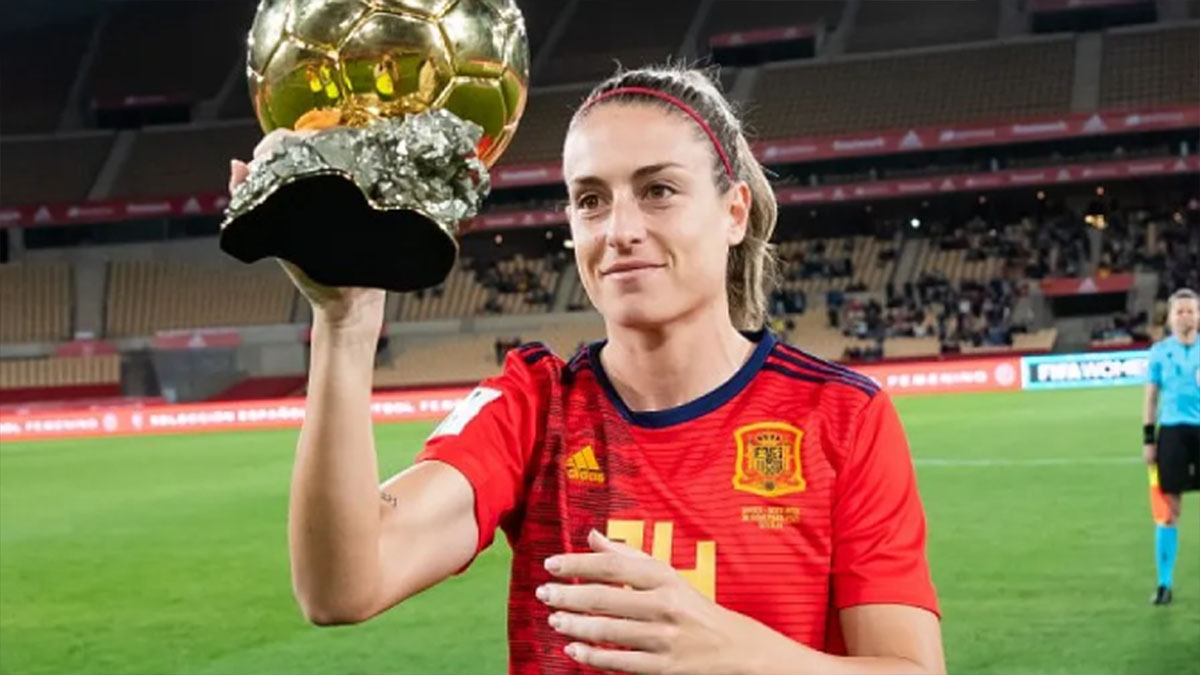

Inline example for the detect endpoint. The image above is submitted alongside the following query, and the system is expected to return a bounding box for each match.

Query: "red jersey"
[417,331,938,673]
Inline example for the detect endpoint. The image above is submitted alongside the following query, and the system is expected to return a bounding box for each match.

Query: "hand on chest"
[557,416,835,601]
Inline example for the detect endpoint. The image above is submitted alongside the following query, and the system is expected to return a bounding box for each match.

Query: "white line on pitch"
[914,457,1139,467]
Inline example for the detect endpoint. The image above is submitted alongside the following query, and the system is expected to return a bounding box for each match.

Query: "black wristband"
[1143,424,1156,445]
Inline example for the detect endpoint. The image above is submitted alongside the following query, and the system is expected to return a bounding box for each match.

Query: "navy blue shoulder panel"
[769,341,880,397]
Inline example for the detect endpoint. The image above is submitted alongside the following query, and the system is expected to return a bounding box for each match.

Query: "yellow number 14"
[606,519,716,600]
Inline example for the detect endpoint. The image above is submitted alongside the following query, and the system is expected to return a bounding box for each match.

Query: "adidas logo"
[566,446,605,484]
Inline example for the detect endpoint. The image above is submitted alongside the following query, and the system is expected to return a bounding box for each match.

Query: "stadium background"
[0,0,1198,673]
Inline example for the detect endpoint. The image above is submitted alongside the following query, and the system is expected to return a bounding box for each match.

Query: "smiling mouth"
[601,264,664,279]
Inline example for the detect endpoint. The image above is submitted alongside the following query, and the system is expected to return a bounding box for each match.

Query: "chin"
[599,295,681,329]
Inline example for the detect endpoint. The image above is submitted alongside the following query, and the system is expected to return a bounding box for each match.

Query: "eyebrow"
[569,162,685,189]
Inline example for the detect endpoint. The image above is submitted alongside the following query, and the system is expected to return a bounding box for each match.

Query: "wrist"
[1143,423,1156,445]
[312,308,383,347]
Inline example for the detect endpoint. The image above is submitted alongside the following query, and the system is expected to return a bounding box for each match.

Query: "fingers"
[251,127,320,160]
[231,127,322,194]
[549,612,670,652]
[588,528,652,558]
[545,550,672,590]
[537,583,665,621]
[228,159,250,193]
[564,642,665,674]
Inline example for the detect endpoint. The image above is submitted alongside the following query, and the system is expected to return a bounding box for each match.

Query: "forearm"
[1143,387,1158,426]
[750,641,941,675]
[288,312,383,623]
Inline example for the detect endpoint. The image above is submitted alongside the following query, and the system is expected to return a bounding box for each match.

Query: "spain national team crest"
[733,422,806,498]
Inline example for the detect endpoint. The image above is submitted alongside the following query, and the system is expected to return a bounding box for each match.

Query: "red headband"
[579,85,736,179]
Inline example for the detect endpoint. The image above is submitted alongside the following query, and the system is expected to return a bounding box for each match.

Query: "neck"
[1177,329,1197,345]
[600,305,754,413]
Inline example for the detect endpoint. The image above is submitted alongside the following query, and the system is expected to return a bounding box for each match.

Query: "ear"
[725,181,751,247]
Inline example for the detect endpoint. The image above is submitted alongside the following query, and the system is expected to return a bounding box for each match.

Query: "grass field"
[2,386,1198,675]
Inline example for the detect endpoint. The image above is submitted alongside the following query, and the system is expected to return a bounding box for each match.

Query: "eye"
[575,193,601,211]
[644,183,676,201]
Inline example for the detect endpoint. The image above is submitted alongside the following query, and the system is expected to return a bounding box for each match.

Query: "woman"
[231,65,944,675]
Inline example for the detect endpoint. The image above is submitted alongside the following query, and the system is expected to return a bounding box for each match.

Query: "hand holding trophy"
[221,0,529,293]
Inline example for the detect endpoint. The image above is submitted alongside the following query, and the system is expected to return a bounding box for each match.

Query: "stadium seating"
[537,0,693,85]
[904,239,1005,286]
[0,262,73,343]
[108,122,261,199]
[104,260,296,337]
[776,236,897,298]
[846,0,1000,53]
[0,133,115,204]
[85,1,251,104]
[699,1,846,42]
[396,255,560,321]
[0,19,93,134]
[1099,25,1200,109]
[0,355,120,389]
[374,319,604,387]
[749,38,1075,138]
[495,86,588,166]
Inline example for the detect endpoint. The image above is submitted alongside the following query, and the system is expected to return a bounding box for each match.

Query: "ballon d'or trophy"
[220,0,529,291]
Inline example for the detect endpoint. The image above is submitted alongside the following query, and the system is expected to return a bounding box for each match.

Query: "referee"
[1144,288,1200,606]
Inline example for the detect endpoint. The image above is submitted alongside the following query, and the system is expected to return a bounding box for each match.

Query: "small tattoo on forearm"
[380,492,398,508]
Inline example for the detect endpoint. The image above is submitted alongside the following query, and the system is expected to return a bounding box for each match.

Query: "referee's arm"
[1143,382,1159,465]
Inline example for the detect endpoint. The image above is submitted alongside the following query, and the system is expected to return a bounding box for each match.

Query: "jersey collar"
[586,329,776,429]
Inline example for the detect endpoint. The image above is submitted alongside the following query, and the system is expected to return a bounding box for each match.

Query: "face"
[562,103,750,329]
[1169,297,1198,338]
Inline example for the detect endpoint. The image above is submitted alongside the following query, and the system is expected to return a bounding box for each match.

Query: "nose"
[605,192,647,251]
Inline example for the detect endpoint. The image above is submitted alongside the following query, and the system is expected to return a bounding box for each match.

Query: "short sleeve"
[1147,344,1163,386]
[831,392,939,618]
[415,348,546,557]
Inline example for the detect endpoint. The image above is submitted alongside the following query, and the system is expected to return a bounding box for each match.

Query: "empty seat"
[0,262,72,343]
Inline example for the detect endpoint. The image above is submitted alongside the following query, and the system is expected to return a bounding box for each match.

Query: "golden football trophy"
[220,0,529,291]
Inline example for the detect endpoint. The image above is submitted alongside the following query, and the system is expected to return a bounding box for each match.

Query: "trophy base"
[219,174,458,293]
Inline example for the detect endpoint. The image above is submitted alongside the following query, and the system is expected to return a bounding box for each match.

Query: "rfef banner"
[857,356,1023,395]
[0,388,473,442]
[1021,350,1149,390]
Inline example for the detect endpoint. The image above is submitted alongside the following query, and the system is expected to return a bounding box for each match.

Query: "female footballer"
[230,66,944,675]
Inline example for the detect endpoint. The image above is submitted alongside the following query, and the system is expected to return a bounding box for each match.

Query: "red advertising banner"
[856,356,1023,395]
[710,23,817,48]
[1030,0,1146,9]
[0,193,229,229]
[151,328,243,350]
[3,156,1193,232]
[753,105,1199,164]
[1040,273,1135,297]
[467,156,1200,230]
[53,340,119,357]
[0,387,474,442]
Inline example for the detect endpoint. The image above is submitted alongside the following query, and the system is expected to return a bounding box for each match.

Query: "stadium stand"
[846,0,1000,53]
[0,355,120,389]
[396,254,560,321]
[0,355,122,404]
[374,318,604,387]
[699,0,846,41]
[0,133,115,205]
[1099,24,1200,109]
[536,0,693,85]
[494,85,589,166]
[749,37,1074,138]
[104,260,296,337]
[85,1,251,104]
[0,19,93,134]
[107,122,261,198]
[0,262,72,343]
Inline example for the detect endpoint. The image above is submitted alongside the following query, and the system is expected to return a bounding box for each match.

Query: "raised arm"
[230,142,480,626]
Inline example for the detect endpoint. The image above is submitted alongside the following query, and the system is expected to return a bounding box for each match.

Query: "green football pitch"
[2,387,1197,675]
